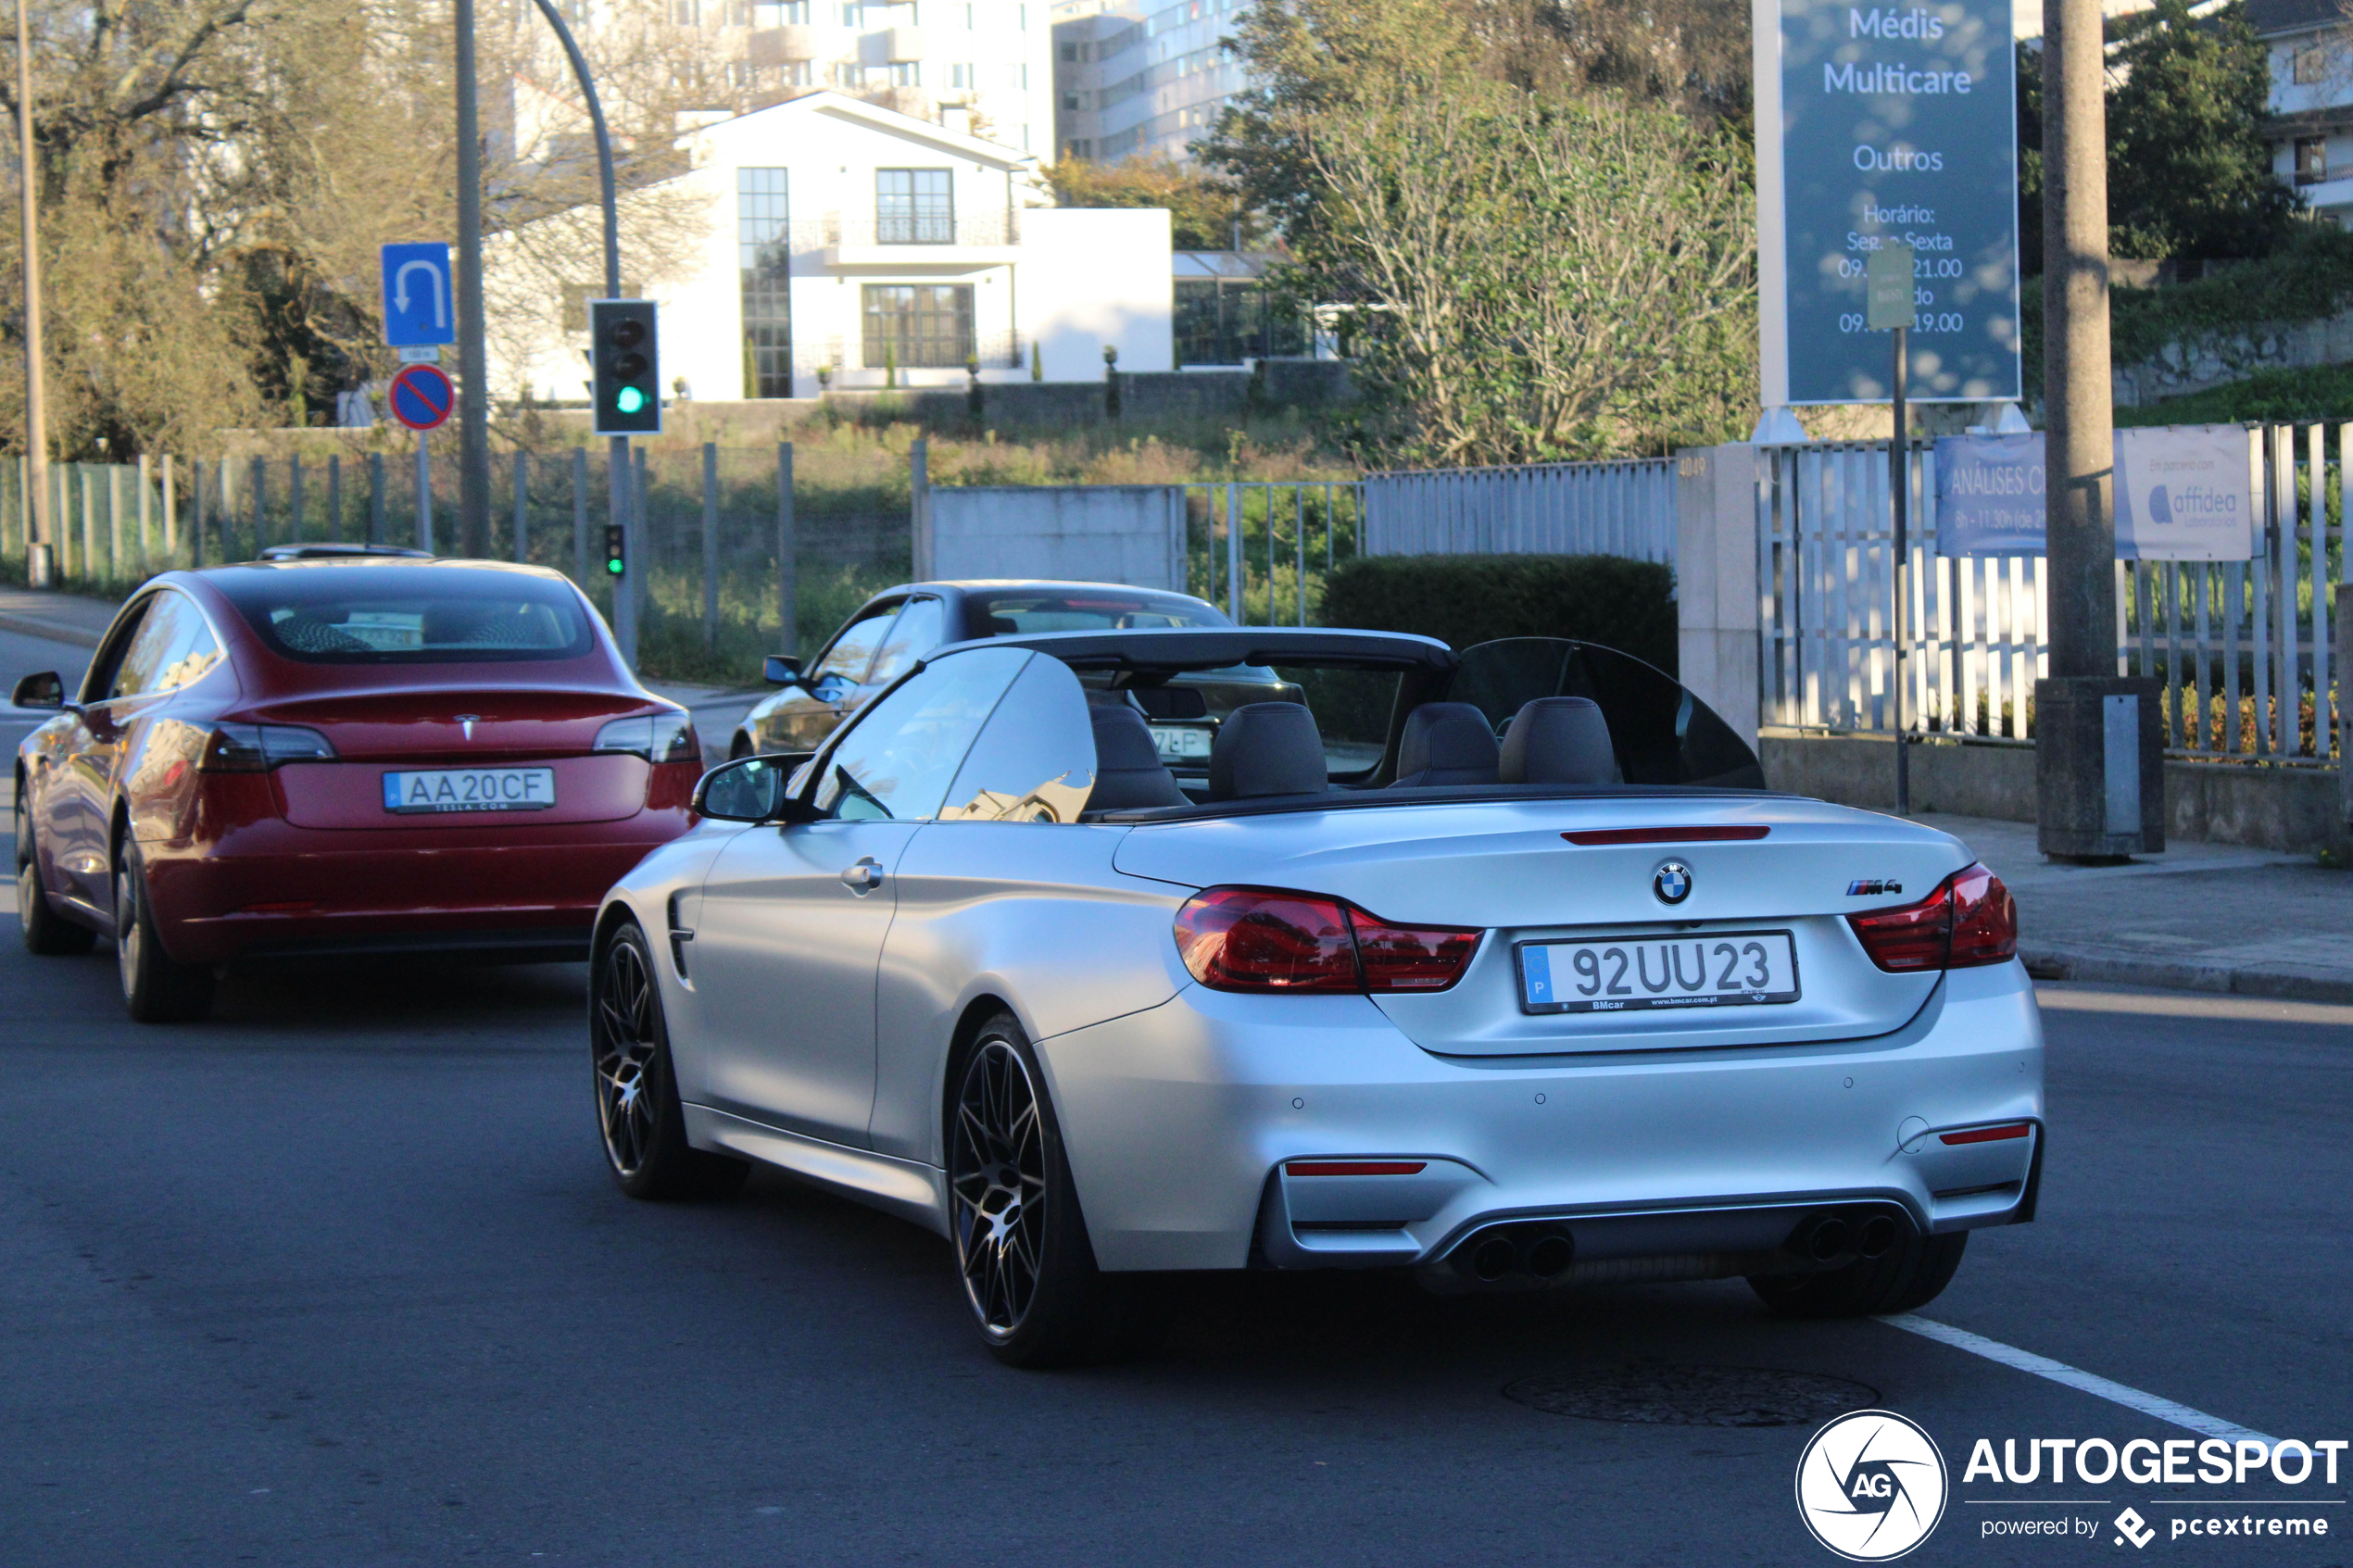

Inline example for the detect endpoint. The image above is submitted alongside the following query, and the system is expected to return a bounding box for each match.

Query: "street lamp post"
[455,0,491,558]
[12,0,48,587]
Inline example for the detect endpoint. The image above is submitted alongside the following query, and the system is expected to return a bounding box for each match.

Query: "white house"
[491,91,1173,405]
[2254,0,2353,226]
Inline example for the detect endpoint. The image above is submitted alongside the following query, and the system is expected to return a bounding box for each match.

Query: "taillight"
[1174,886,1481,995]
[198,722,336,772]
[594,711,699,763]
[1848,862,2017,972]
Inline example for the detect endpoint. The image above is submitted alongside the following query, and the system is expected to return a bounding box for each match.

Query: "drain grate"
[1504,1362,1880,1427]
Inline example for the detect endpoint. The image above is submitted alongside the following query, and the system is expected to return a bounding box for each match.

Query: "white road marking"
[2034,984,2353,1028]
[1882,1314,2279,1445]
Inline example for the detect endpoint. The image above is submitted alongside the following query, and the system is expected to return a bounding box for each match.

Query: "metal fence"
[1359,457,1677,564]
[1755,427,2347,762]
[1182,481,1366,626]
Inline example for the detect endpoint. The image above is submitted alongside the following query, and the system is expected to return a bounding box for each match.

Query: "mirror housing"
[692,753,822,824]
[10,671,65,710]
[763,654,808,688]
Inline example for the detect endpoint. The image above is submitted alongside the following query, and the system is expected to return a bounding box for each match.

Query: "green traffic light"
[615,386,647,414]
[607,559,623,574]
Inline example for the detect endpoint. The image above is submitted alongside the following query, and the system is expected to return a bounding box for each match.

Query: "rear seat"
[1391,702,1500,787]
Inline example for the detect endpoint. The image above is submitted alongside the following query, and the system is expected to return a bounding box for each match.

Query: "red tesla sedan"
[10,558,701,1022]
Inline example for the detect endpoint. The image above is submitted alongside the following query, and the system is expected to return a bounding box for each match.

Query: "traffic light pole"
[529,0,634,668]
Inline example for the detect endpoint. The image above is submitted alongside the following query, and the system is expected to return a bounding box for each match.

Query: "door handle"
[840,857,884,892]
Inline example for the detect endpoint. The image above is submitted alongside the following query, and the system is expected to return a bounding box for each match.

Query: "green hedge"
[1320,553,1676,672]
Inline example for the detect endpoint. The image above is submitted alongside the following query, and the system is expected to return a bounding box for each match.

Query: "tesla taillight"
[1174,887,1482,995]
[198,722,336,772]
[1848,862,2017,972]
[594,711,698,763]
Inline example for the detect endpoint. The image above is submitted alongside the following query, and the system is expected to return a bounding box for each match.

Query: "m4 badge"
[1846,879,1905,897]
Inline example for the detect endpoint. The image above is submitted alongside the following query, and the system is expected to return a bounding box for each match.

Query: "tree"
[1044,154,1259,251]
[2018,0,2298,269]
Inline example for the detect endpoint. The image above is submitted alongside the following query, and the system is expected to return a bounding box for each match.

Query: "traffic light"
[589,298,661,435]
[604,523,626,578]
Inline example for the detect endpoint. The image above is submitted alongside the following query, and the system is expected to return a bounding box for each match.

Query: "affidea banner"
[1933,427,2259,558]
[1755,0,2021,404]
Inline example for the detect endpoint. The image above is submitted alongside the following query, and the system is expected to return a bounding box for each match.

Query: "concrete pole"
[2041,0,2114,684]
[776,442,797,658]
[454,0,491,558]
[12,0,48,587]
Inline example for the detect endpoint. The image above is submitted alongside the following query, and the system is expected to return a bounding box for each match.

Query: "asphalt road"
[2,876,2347,1568]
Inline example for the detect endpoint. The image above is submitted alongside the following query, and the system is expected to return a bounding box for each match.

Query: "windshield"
[971,591,1228,634]
[223,569,596,664]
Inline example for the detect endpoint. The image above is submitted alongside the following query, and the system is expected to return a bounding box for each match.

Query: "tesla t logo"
[1652,859,1692,905]
[455,714,481,741]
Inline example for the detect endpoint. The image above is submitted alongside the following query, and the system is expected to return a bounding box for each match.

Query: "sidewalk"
[0,584,117,648]
[1917,812,2353,1005]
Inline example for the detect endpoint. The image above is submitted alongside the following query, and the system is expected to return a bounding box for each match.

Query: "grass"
[2112,361,2353,427]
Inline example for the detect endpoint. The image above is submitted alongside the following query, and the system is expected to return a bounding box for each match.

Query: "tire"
[1747,1230,1968,1318]
[946,1012,1164,1367]
[114,840,215,1023]
[15,789,96,957]
[591,921,748,1201]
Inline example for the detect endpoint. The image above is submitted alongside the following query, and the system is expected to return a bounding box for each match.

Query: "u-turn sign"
[381,243,455,347]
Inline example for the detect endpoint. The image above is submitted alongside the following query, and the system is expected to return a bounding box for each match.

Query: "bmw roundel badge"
[1653,859,1692,905]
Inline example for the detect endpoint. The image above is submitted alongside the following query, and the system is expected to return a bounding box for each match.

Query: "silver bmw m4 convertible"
[589,628,2042,1365]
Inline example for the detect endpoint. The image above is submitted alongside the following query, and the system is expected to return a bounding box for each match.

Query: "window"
[811,603,903,682]
[864,596,946,686]
[1060,42,1076,61]
[968,589,1227,633]
[862,283,975,368]
[938,652,1096,822]
[738,169,793,397]
[950,61,975,88]
[841,1,859,23]
[2297,136,2329,186]
[93,598,157,701]
[752,1,810,20]
[875,167,953,242]
[889,59,922,85]
[784,59,812,84]
[813,649,1027,821]
[118,592,223,695]
[2295,44,2327,84]
[220,571,594,665]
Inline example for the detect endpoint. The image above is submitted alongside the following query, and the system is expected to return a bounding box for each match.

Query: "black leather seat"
[1087,705,1189,809]
[1499,696,1618,784]
[1392,702,1501,788]
[1207,702,1327,800]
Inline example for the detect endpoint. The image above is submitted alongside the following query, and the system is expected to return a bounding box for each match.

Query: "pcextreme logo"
[1797,1410,1952,1561]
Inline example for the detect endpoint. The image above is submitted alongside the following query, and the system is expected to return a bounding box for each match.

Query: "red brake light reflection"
[1847,862,2018,972]
[1174,887,1481,995]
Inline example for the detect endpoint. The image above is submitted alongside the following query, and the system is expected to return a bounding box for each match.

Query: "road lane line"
[1881,1314,2279,1445]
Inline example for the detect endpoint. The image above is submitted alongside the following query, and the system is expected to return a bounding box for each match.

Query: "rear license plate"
[1151,723,1214,762]
[1517,931,1799,1013]
[382,767,556,814]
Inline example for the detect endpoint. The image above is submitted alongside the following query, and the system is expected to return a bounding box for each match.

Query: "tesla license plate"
[1516,931,1800,1013]
[1151,723,1214,763]
[382,767,556,814]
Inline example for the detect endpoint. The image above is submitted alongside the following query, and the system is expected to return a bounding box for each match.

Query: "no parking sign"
[387,364,454,432]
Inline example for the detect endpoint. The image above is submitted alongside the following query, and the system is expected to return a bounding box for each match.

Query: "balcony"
[746,24,816,64]
[812,211,1024,266]
[884,24,925,61]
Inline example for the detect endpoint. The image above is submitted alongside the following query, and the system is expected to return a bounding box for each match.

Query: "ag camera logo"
[1797,1410,1950,1561]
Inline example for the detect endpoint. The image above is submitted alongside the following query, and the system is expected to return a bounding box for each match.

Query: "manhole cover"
[1504,1362,1880,1427]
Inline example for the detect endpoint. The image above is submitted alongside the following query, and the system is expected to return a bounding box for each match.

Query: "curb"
[2021,943,2353,1006]
[0,612,104,649]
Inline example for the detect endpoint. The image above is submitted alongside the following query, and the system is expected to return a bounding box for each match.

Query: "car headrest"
[1393,702,1500,788]
[1499,696,1618,785]
[1207,702,1327,800]
[1086,705,1189,809]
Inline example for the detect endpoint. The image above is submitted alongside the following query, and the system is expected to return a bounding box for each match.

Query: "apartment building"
[2253,0,2353,226]
[1049,0,1247,163]
[515,0,1055,156]
[489,92,1174,403]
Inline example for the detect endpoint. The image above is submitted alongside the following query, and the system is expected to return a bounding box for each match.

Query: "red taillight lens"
[1174,887,1481,994]
[1848,862,2017,972]
[1174,888,1360,992]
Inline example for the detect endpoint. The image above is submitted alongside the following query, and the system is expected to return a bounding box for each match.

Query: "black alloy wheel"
[945,1014,1164,1367]
[114,840,215,1023]
[591,922,746,1201]
[15,789,95,957]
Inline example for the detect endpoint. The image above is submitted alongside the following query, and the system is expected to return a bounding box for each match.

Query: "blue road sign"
[381,243,455,347]
[388,364,455,432]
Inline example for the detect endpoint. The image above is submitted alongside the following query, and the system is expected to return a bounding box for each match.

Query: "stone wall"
[2110,305,2353,408]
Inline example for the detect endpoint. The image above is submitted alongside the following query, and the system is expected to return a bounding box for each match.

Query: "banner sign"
[1933,427,2259,558]
[1755,0,2021,404]
[2113,425,2259,560]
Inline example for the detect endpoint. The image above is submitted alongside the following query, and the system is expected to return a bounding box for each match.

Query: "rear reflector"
[1285,1161,1428,1177]
[1940,1123,2032,1146]
[1561,825,1770,846]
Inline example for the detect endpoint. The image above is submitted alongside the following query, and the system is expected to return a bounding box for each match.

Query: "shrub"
[1320,553,1676,672]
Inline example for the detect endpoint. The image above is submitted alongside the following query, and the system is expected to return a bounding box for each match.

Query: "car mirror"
[693,755,823,825]
[763,654,808,688]
[10,671,65,710]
